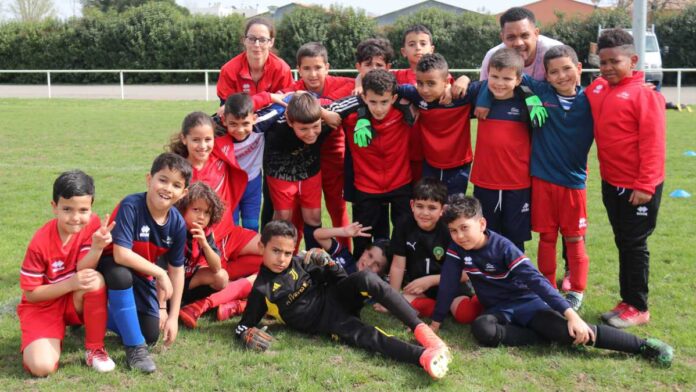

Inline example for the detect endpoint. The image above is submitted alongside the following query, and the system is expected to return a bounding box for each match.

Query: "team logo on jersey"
[406,241,417,251]
[289,268,299,281]
[521,203,530,213]
[617,91,631,100]
[242,83,251,93]
[636,206,649,217]
[164,236,173,246]
[484,263,496,272]
[464,256,473,265]
[593,84,604,94]
[51,260,65,273]
[418,100,428,110]
[433,246,445,261]
[578,217,587,229]
[508,107,521,117]
[139,225,150,239]
[272,282,281,291]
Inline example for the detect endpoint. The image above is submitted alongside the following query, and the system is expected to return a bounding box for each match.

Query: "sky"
[40,0,609,20]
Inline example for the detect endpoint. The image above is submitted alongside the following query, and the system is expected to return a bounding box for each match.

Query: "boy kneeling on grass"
[432,195,673,367]
[235,220,452,379]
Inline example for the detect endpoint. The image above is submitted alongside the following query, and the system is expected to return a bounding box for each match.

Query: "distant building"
[497,0,604,26]
[255,2,313,22]
[374,0,479,26]
[189,3,262,18]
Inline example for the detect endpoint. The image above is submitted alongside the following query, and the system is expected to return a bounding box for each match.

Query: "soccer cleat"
[414,323,447,350]
[561,273,572,292]
[601,301,629,322]
[565,291,584,312]
[606,305,650,328]
[419,346,451,380]
[85,347,116,373]
[640,338,674,368]
[179,298,211,329]
[217,299,248,322]
[125,344,156,373]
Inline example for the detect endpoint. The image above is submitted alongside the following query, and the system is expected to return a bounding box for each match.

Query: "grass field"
[0,98,694,391]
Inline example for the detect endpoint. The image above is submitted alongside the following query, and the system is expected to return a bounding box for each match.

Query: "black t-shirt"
[263,121,333,181]
[391,215,450,283]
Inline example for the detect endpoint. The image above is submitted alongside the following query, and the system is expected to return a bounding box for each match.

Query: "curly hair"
[597,28,635,53]
[174,181,225,228]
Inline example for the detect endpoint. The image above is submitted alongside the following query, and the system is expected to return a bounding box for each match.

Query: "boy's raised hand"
[92,214,116,250]
[353,119,374,147]
[190,223,209,248]
[342,222,372,238]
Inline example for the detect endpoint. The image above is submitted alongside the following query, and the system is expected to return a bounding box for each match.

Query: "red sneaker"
[607,305,650,328]
[217,299,247,322]
[179,298,211,329]
[600,301,629,322]
[561,274,572,292]
[85,347,116,373]
[414,323,446,349]
[419,346,451,379]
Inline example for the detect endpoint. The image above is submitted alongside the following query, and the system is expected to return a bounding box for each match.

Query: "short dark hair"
[296,42,328,66]
[355,38,394,65]
[367,238,391,275]
[53,169,95,204]
[260,220,298,245]
[362,69,397,96]
[499,7,536,29]
[402,24,432,45]
[543,45,579,69]
[598,28,635,54]
[244,17,276,39]
[489,47,524,76]
[174,182,226,228]
[413,177,448,205]
[286,92,322,124]
[442,194,483,225]
[150,152,193,187]
[416,53,449,77]
[224,93,255,118]
[168,111,214,158]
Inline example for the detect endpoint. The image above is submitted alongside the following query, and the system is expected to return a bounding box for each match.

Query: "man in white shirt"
[480,7,563,81]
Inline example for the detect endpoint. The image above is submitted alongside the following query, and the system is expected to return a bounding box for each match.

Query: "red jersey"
[197,134,249,241]
[20,215,101,296]
[586,71,666,195]
[217,51,294,106]
[344,108,412,194]
[470,118,531,190]
[415,105,473,169]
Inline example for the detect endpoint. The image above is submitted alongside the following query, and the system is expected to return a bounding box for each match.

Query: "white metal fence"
[1,68,695,106]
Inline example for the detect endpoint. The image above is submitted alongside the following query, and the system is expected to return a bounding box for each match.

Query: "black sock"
[593,324,644,354]
[303,223,321,250]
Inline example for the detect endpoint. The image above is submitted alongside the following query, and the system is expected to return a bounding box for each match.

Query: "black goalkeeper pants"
[317,271,425,365]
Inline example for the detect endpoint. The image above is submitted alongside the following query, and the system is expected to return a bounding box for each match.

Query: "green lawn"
[0,99,694,391]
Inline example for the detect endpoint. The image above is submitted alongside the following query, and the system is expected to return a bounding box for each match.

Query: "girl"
[169,113,262,327]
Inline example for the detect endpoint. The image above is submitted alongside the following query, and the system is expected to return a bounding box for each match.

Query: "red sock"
[207,278,253,307]
[410,297,436,318]
[537,232,558,288]
[226,255,262,281]
[453,296,483,324]
[82,287,107,350]
[565,238,589,292]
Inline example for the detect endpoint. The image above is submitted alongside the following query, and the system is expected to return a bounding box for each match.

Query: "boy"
[432,195,673,367]
[388,178,478,321]
[314,222,390,276]
[222,93,263,232]
[236,220,452,379]
[587,29,666,328]
[343,69,413,256]
[18,170,115,376]
[474,45,594,310]
[467,48,533,252]
[99,153,191,373]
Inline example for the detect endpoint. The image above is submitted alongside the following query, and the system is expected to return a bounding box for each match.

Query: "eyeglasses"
[245,35,272,45]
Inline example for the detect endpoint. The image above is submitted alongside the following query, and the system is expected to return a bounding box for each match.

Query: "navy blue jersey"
[433,230,569,323]
[107,192,187,316]
[327,238,357,275]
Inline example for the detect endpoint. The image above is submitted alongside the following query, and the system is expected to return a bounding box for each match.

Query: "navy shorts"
[422,161,471,196]
[473,186,531,244]
[486,297,550,326]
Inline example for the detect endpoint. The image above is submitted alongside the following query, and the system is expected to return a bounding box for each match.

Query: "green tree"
[81,0,188,15]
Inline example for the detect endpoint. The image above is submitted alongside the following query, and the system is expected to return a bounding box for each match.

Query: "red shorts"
[220,225,259,265]
[17,294,82,352]
[266,173,322,210]
[531,177,588,237]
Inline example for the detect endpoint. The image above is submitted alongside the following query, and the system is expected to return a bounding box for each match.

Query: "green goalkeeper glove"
[353,118,374,148]
[520,85,548,128]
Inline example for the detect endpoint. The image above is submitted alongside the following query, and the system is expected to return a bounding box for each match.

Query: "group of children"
[18,22,673,380]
